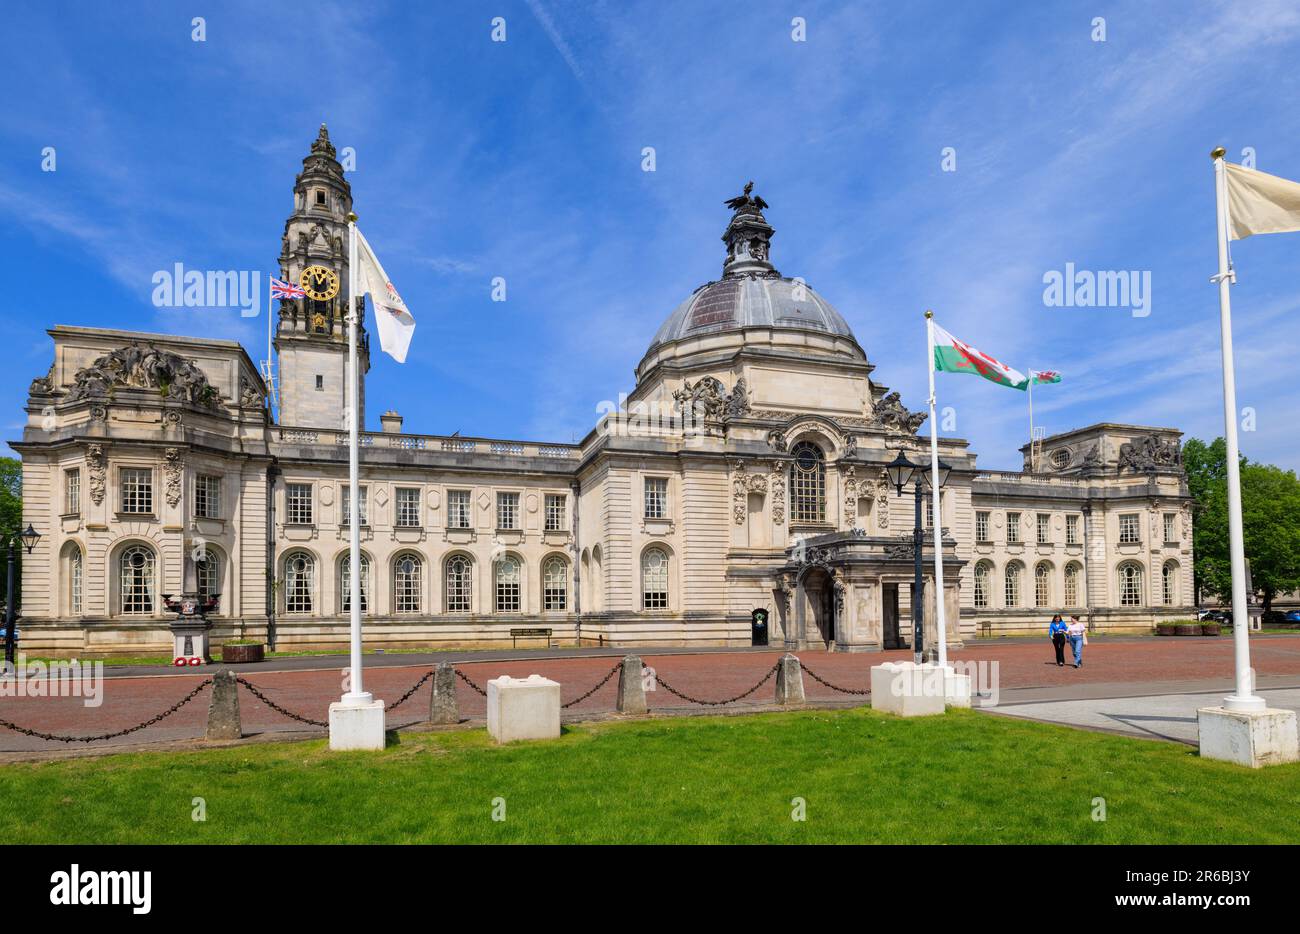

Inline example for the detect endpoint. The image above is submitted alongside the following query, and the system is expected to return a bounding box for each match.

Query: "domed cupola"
[721,181,780,279]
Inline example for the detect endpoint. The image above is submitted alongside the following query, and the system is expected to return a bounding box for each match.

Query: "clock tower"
[274,124,370,429]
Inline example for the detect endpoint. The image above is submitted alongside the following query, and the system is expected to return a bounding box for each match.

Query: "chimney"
[380,409,403,434]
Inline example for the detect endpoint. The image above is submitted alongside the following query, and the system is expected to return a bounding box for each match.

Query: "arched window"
[445,555,472,613]
[340,553,369,614]
[543,557,567,611]
[63,543,83,616]
[394,553,423,614]
[495,556,521,612]
[642,547,669,609]
[789,442,826,524]
[973,561,992,609]
[1064,562,1081,607]
[1034,562,1052,608]
[1118,562,1143,607]
[119,544,156,615]
[1162,561,1179,606]
[284,551,315,614]
[196,547,220,604]
[1004,561,1022,608]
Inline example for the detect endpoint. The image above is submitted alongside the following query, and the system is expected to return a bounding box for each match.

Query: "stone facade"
[10,143,1194,656]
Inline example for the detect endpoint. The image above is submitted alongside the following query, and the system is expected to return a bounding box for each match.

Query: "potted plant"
[1155,622,1176,636]
[1175,621,1202,637]
[1201,621,1221,636]
[221,640,265,663]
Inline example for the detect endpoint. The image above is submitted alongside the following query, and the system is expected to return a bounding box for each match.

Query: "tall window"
[68,546,83,615]
[495,556,521,612]
[642,547,669,609]
[447,490,471,529]
[496,492,519,530]
[544,494,566,532]
[1006,512,1021,544]
[1037,514,1051,545]
[1162,561,1178,606]
[543,557,567,611]
[196,550,219,602]
[342,485,368,527]
[394,554,423,613]
[1066,514,1081,545]
[1064,563,1081,607]
[286,483,313,525]
[924,498,934,528]
[644,477,668,519]
[195,474,221,520]
[974,561,991,609]
[1118,562,1143,606]
[64,469,81,515]
[1119,514,1141,544]
[1004,562,1022,608]
[285,552,315,613]
[120,468,153,514]
[1163,513,1178,543]
[445,555,472,612]
[395,488,421,528]
[975,511,990,543]
[119,545,155,615]
[790,442,826,524]
[340,553,369,613]
[1034,562,1051,608]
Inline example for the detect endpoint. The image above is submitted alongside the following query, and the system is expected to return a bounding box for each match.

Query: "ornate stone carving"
[725,377,751,418]
[732,461,768,524]
[1082,442,1104,469]
[66,343,219,407]
[1117,434,1181,473]
[89,405,108,421]
[885,539,914,560]
[778,573,795,614]
[673,376,750,421]
[163,448,183,508]
[770,460,786,525]
[29,364,55,396]
[867,391,927,435]
[767,429,788,452]
[162,410,182,428]
[844,433,858,457]
[86,444,106,506]
[239,376,263,408]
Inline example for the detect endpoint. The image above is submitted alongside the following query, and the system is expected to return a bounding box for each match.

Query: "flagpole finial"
[347,212,358,223]
[924,309,933,319]
[1211,147,1226,160]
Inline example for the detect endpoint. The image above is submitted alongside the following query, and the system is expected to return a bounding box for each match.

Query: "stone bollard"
[775,653,806,705]
[430,662,459,724]
[617,655,647,715]
[206,669,241,740]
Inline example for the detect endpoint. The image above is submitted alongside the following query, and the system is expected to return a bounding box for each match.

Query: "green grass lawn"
[3,708,1298,844]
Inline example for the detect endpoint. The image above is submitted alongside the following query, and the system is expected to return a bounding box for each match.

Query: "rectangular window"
[120,468,153,514]
[975,511,990,543]
[395,487,421,528]
[497,492,519,530]
[447,490,471,529]
[1164,513,1177,543]
[1006,512,1021,544]
[285,483,314,525]
[544,493,566,532]
[644,477,668,519]
[195,474,221,520]
[1037,513,1051,545]
[924,499,934,528]
[342,485,368,526]
[1066,514,1081,545]
[64,468,81,515]
[1119,513,1141,544]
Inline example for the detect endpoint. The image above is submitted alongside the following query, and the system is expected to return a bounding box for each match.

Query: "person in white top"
[1066,615,1087,668]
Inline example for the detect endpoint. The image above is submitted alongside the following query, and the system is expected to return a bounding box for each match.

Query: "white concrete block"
[870,662,945,717]
[943,670,972,709]
[487,674,561,743]
[1197,706,1299,768]
[328,699,386,751]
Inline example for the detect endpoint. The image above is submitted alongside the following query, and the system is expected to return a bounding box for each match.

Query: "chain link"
[0,678,213,744]
[561,662,622,709]
[455,669,487,696]
[385,669,435,711]
[800,665,870,696]
[235,677,328,728]
[652,663,779,707]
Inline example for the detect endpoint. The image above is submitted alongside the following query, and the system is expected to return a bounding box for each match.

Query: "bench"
[510,627,553,649]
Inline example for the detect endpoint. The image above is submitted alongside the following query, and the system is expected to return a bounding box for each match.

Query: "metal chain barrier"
[651,663,779,707]
[455,669,487,696]
[385,669,435,711]
[0,678,213,744]
[235,677,328,728]
[561,662,622,709]
[800,665,870,696]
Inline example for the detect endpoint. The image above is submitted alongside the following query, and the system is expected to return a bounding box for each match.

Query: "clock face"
[299,265,340,301]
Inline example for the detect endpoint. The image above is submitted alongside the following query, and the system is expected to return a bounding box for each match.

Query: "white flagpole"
[343,212,369,706]
[1028,374,1035,471]
[926,311,948,670]
[266,275,275,422]
[1211,147,1263,712]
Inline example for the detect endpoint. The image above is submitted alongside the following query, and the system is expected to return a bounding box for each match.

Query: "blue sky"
[3,0,1300,470]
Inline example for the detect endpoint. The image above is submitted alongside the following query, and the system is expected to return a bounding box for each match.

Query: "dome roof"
[649,276,857,349]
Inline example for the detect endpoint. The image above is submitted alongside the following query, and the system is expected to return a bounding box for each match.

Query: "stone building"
[11,128,1194,656]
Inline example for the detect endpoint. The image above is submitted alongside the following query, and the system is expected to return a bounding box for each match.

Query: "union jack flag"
[270,277,307,300]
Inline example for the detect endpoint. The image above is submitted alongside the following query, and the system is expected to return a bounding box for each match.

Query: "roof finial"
[724,180,769,213]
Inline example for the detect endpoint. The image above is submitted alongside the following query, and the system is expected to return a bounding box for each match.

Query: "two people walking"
[1049,614,1087,668]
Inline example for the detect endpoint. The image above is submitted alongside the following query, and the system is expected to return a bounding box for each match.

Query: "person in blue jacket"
[1049,614,1069,667]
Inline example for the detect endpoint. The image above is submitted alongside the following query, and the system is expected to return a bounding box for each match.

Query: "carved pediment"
[1117,435,1181,474]
[65,343,220,407]
[867,391,927,435]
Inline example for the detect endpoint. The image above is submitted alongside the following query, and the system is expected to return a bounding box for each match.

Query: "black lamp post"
[887,452,950,665]
[4,524,41,666]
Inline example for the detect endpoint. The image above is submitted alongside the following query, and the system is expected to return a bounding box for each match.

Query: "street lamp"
[4,524,41,665]
[887,452,949,664]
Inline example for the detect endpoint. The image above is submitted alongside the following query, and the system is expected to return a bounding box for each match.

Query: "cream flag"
[355,227,416,362]
[1224,162,1300,240]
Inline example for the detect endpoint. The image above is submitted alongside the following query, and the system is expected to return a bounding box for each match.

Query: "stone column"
[617,655,647,714]
[205,669,241,740]
[775,654,805,705]
[430,662,459,724]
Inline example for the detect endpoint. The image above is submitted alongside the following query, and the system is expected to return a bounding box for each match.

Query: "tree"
[0,457,20,608]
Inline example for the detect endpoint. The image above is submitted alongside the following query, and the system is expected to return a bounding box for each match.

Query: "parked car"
[1262,610,1300,626]
[1197,609,1229,622]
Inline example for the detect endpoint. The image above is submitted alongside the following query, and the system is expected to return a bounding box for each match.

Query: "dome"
[649,275,857,349]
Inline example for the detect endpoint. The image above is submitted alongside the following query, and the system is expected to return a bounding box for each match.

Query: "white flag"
[1224,162,1300,240]
[354,227,416,362]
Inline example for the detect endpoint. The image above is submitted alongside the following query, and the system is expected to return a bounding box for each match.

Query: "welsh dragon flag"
[932,321,1029,390]
[1030,369,1062,384]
